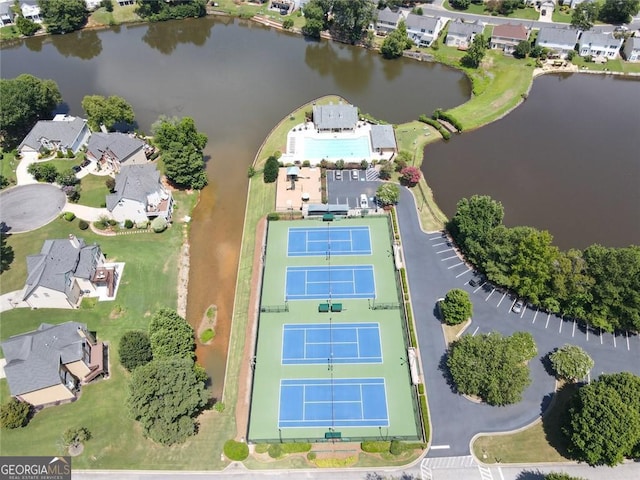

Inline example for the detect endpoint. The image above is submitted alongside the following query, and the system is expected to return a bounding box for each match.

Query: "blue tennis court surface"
[279,378,389,428]
[282,323,382,365]
[287,226,372,257]
[285,265,375,300]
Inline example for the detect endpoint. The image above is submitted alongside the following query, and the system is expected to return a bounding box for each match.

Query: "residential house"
[405,13,446,48]
[561,0,595,8]
[86,132,148,173]
[578,31,622,59]
[18,115,91,161]
[0,0,15,25]
[313,103,358,132]
[20,0,41,23]
[106,164,173,224]
[623,36,640,62]
[490,23,529,55]
[117,0,134,6]
[536,27,579,58]
[369,124,397,155]
[445,20,483,49]
[1,322,105,407]
[85,0,102,10]
[21,235,116,309]
[375,7,401,35]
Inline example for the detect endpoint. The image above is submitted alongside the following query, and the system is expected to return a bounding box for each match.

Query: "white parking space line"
[545,314,551,329]
[613,335,617,348]
[448,262,464,269]
[496,292,507,308]
[473,285,484,294]
[532,308,539,324]
[433,242,447,246]
[627,332,630,351]
[436,248,455,254]
[472,326,480,336]
[498,467,505,480]
[478,465,493,480]
[485,288,496,301]
[559,318,563,334]
[429,237,443,241]
[441,255,458,261]
[572,319,576,337]
[456,268,472,278]
[430,445,450,450]
[586,327,589,341]
[600,329,603,345]
[520,307,526,319]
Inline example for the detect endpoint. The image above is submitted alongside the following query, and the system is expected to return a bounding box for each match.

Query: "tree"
[565,372,640,466]
[263,155,279,183]
[450,0,471,9]
[81,95,135,131]
[162,143,208,190]
[127,358,208,445]
[571,2,599,31]
[0,398,31,429]
[0,74,62,148]
[461,34,487,68]
[105,177,116,193]
[0,230,14,274]
[514,40,531,59]
[378,162,393,180]
[399,166,421,187]
[16,16,41,36]
[28,163,58,183]
[549,344,594,382]
[331,0,375,45]
[38,0,89,34]
[62,426,91,448]
[599,0,639,24]
[119,330,153,372]
[56,168,79,187]
[447,332,536,405]
[148,308,196,360]
[440,289,473,325]
[375,183,399,206]
[282,18,294,30]
[135,0,207,21]
[301,1,326,39]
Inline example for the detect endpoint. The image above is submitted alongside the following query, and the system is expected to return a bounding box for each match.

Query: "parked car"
[72,165,82,173]
[512,300,524,314]
[352,169,359,180]
[335,170,342,179]
[469,273,486,287]
[360,194,368,209]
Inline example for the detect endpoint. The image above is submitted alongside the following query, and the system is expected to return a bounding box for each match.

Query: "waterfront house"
[106,164,173,224]
[0,0,15,25]
[375,7,402,35]
[312,103,358,132]
[86,132,148,173]
[405,13,446,48]
[18,115,91,161]
[622,36,640,62]
[536,27,579,58]
[2,322,105,407]
[21,235,115,309]
[445,19,483,49]
[369,124,397,155]
[490,23,529,55]
[578,31,622,59]
[19,0,41,23]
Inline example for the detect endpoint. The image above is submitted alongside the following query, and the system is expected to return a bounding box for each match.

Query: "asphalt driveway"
[395,186,640,457]
[0,184,66,233]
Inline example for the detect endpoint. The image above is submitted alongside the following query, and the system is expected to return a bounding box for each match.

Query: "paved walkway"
[63,202,110,222]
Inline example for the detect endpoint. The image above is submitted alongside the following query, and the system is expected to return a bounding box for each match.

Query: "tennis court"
[287,226,372,257]
[285,265,376,300]
[278,378,389,428]
[282,323,382,365]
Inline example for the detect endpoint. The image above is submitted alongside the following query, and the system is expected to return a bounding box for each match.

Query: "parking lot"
[326,168,380,209]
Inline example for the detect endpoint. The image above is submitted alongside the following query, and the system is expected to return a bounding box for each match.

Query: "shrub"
[102,0,113,12]
[118,330,153,372]
[136,221,149,229]
[440,288,473,325]
[335,159,345,170]
[214,402,225,413]
[418,383,425,395]
[263,155,279,183]
[400,166,422,187]
[267,443,283,458]
[108,219,117,226]
[360,159,368,169]
[124,219,134,229]
[255,443,269,454]
[224,439,249,461]
[302,160,311,167]
[62,426,91,447]
[56,150,64,158]
[151,216,168,233]
[63,212,76,222]
[282,18,294,29]
[273,150,282,160]
[267,212,280,221]
[247,166,256,178]
[282,442,311,453]
[78,220,89,230]
[0,399,31,429]
[105,177,116,192]
[361,441,391,453]
[390,439,403,455]
[307,451,317,461]
[420,394,429,439]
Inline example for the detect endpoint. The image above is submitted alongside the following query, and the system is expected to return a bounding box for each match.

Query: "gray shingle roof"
[376,7,400,24]
[579,31,619,47]
[18,116,87,152]
[2,322,88,396]
[370,125,396,150]
[313,104,358,131]
[536,27,579,48]
[22,236,101,300]
[447,20,483,38]
[87,133,144,163]
[106,164,162,212]
[628,36,640,50]
[405,13,439,33]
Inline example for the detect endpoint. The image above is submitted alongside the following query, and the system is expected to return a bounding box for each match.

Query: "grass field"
[0,149,20,187]
[79,173,110,208]
[444,1,540,20]
[552,7,572,24]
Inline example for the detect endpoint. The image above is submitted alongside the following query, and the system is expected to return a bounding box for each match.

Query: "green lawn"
[1,149,20,188]
[212,0,269,18]
[444,1,539,20]
[79,174,110,208]
[89,3,141,26]
[0,24,21,41]
[552,7,573,24]
[571,56,640,74]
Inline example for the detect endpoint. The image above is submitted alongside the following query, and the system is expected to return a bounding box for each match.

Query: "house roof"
[447,20,483,38]
[18,115,88,152]
[370,124,396,150]
[627,36,640,51]
[312,104,358,131]
[22,236,101,300]
[1,322,88,396]
[376,7,400,24]
[536,27,579,48]
[0,1,14,17]
[579,31,621,47]
[87,133,144,163]
[106,164,163,211]
[405,13,439,33]
[492,23,528,41]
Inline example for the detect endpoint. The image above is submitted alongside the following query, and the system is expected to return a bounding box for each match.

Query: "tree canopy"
[461,34,487,69]
[598,0,640,24]
[380,20,413,59]
[399,166,421,187]
[0,231,14,274]
[81,95,135,131]
[0,74,62,148]
[564,372,640,466]
[301,0,374,44]
[440,289,472,325]
[148,308,196,360]
[127,358,208,445]
[447,331,537,405]
[375,183,400,206]
[549,344,594,382]
[571,2,599,31]
[38,0,88,34]
[16,16,41,36]
[263,155,279,183]
[119,330,153,372]
[135,0,207,22]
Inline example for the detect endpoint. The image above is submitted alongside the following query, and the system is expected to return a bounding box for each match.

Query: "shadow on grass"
[514,470,546,480]
[540,382,580,461]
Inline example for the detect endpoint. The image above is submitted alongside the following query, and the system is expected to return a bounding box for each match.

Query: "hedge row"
[223,439,249,461]
[361,441,390,453]
[419,394,430,442]
[406,303,417,348]
[418,115,451,140]
[433,109,463,132]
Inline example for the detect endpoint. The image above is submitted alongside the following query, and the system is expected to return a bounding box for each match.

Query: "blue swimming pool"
[304,136,371,160]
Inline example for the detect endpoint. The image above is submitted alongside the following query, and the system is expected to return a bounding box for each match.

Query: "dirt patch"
[176,225,190,317]
[109,305,125,320]
[197,304,218,345]
[68,443,84,457]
